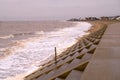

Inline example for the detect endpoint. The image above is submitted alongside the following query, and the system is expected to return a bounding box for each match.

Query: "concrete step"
[65,70,82,80]
[55,78,64,80]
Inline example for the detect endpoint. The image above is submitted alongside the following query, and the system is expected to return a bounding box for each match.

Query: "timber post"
[55,47,57,64]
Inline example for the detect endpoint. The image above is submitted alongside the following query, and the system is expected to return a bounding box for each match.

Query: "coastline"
[23,21,99,80]
[2,20,119,80]
[24,20,119,80]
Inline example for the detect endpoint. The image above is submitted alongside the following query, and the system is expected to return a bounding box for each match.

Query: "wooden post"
[55,47,57,64]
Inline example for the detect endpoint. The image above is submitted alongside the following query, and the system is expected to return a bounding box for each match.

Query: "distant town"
[68,15,120,21]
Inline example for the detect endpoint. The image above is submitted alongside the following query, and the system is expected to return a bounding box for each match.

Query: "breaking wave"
[0,35,14,39]
[0,31,45,40]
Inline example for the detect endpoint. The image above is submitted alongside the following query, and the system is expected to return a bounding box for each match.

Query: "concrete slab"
[81,22,120,80]
[98,39,120,47]
[92,47,120,59]
[81,59,120,80]
[66,70,82,80]
[104,23,120,35]
[102,35,120,39]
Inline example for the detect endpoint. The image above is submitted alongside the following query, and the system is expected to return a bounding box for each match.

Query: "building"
[85,17,99,21]
[100,16,110,20]
[67,18,79,21]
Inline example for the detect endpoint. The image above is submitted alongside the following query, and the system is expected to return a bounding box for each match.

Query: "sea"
[0,21,92,80]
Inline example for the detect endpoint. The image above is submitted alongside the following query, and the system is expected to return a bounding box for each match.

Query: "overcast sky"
[0,0,120,20]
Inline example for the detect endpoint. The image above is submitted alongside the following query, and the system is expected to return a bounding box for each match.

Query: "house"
[100,16,110,20]
[85,17,99,21]
[114,16,120,20]
[67,18,79,21]
[116,16,120,20]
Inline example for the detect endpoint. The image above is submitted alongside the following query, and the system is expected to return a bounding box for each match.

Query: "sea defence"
[24,22,120,80]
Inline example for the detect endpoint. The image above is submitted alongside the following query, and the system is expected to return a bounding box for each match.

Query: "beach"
[0,21,92,80]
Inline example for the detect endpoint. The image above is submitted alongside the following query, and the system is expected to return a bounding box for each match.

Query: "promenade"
[81,22,120,80]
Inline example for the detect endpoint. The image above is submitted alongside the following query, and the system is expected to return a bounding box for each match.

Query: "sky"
[0,0,120,20]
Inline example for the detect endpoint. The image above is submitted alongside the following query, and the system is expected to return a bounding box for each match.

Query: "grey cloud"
[0,0,120,20]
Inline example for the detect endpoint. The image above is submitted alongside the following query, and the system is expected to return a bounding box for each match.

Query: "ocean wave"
[16,31,44,36]
[13,32,37,37]
[0,35,14,39]
[34,31,45,35]
[0,35,47,60]
[0,31,45,40]
[0,41,25,60]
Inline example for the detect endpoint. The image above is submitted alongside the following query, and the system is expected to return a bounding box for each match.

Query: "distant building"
[85,17,99,21]
[100,16,120,20]
[108,17,114,20]
[116,17,120,20]
[114,16,120,20]
[100,16,109,20]
[108,16,119,20]
[67,18,79,21]
[67,15,120,21]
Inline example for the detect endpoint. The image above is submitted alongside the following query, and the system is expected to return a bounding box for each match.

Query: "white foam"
[34,31,45,35]
[0,22,92,80]
[0,35,14,39]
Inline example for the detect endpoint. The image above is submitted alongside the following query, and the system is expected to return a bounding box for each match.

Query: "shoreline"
[1,20,119,80]
[24,20,119,80]
[0,21,91,80]
[23,21,100,79]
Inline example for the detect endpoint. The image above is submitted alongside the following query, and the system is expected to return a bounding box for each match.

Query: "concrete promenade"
[81,23,120,80]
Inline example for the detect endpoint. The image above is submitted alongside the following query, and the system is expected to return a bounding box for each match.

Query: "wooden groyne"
[24,22,108,80]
